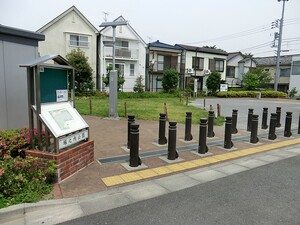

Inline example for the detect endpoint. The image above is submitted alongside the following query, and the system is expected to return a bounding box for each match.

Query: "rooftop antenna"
[102,11,109,22]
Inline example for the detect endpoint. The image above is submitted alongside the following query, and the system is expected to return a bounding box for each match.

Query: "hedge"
[216,90,287,98]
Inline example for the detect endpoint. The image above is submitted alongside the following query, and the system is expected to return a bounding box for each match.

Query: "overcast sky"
[1,0,300,57]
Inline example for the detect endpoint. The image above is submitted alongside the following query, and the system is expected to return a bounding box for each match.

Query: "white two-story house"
[176,44,228,91]
[99,16,147,92]
[37,6,99,89]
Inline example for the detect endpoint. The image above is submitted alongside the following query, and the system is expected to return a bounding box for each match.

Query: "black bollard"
[127,114,135,149]
[268,113,277,140]
[261,108,268,129]
[198,118,208,154]
[184,112,193,141]
[284,112,293,137]
[224,117,234,149]
[207,110,215,138]
[276,107,281,127]
[129,123,142,167]
[231,109,238,134]
[168,121,179,160]
[158,113,167,145]
[247,109,254,131]
[250,114,259,144]
[298,112,300,135]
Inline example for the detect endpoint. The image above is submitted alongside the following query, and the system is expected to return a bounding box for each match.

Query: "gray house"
[0,25,44,129]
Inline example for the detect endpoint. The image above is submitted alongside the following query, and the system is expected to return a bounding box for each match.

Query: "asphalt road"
[59,155,300,225]
[191,98,300,129]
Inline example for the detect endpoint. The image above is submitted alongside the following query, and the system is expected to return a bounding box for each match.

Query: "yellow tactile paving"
[212,154,231,160]
[165,164,186,172]
[136,169,158,179]
[101,138,300,187]
[222,152,240,159]
[178,161,198,169]
[119,172,142,182]
[191,159,210,166]
[152,166,173,175]
[102,175,125,186]
[202,156,222,163]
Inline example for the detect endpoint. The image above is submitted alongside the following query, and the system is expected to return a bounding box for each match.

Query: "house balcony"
[104,47,139,60]
[151,62,180,73]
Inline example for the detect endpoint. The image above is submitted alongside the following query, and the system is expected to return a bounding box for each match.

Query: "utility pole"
[274,0,288,91]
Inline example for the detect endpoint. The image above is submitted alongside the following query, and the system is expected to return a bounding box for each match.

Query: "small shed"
[0,25,45,129]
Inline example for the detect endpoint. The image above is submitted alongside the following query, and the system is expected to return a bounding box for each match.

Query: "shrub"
[206,71,221,95]
[133,76,145,93]
[0,129,56,208]
[216,90,287,98]
[162,69,179,93]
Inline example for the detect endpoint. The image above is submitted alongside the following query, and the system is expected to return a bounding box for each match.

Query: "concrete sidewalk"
[1,114,300,225]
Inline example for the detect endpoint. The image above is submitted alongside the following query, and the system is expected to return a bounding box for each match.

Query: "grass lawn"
[75,96,224,125]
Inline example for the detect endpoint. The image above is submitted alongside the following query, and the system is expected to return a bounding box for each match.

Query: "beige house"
[37,6,99,89]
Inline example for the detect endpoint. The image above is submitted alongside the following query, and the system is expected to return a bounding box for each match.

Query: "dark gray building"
[0,25,44,129]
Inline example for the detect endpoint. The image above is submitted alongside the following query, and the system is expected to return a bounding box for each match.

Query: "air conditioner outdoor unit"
[187,68,195,74]
[204,69,211,75]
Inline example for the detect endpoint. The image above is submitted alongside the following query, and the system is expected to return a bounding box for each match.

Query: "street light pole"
[274,0,288,91]
[100,20,127,118]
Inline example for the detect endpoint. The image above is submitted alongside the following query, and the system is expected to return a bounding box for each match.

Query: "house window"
[115,39,129,48]
[130,64,134,76]
[70,34,89,47]
[280,68,291,77]
[215,60,224,72]
[226,66,235,78]
[109,63,125,76]
[192,57,204,70]
[157,55,164,71]
[292,61,300,75]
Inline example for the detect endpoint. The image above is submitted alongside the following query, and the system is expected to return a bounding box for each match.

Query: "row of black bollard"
[128,109,299,167]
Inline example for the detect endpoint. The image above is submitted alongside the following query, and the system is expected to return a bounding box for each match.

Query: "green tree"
[103,65,125,91]
[243,67,272,90]
[206,71,221,94]
[162,69,179,93]
[66,49,94,93]
[133,75,145,93]
[242,73,260,90]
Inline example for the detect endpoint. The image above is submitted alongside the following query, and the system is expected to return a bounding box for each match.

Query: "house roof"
[253,55,293,66]
[0,24,45,41]
[175,44,228,56]
[148,40,181,50]
[20,54,73,68]
[37,6,98,34]
[227,52,243,61]
[100,16,147,47]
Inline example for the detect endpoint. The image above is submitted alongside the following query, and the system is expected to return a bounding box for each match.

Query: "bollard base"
[158,137,167,145]
[268,134,277,140]
[284,131,292,137]
[121,162,147,171]
[184,134,193,141]
[159,156,183,164]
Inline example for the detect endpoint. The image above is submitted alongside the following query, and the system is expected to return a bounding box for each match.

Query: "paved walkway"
[1,98,300,224]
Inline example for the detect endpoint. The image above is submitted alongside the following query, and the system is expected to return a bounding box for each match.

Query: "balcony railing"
[151,62,180,72]
[104,47,139,59]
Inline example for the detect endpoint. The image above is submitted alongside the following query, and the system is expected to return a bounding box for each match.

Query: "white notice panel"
[39,102,89,137]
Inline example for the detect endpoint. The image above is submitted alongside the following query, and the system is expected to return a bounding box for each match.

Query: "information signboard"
[39,102,89,138]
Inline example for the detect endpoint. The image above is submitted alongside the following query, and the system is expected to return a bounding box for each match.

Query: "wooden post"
[124,102,127,117]
[180,94,182,104]
[89,97,92,115]
[164,102,168,121]
[186,96,188,106]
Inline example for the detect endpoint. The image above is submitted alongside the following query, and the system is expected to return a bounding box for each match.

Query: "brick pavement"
[58,115,296,198]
